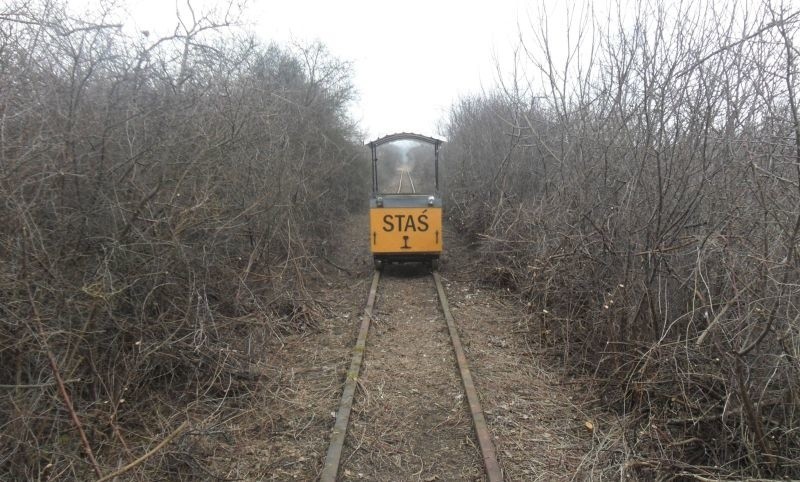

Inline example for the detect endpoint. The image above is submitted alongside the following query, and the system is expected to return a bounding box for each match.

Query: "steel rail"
[396,168,415,194]
[433,271,503,481]
[321,268,502,481]
[320,270,381,482]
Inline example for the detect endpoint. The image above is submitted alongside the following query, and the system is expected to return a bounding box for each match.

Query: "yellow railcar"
[367,133,443,269]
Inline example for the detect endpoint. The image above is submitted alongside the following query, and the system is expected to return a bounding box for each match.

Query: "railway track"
[320,268,502,481]
[396,168,415,194]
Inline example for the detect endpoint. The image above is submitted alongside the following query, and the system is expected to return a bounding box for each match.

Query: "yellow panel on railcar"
[369,207,443,254]
[367,133,444,269]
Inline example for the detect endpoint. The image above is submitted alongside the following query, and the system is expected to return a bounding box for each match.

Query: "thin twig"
[96,420,189,482]
[27,289,103,478]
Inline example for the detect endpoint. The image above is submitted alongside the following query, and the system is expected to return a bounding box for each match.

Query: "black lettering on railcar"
[383,214,394,232]
[382,212,434,232]
[418,215,429,232]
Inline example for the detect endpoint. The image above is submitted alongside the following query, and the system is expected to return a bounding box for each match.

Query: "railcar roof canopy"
[367,132,444,148]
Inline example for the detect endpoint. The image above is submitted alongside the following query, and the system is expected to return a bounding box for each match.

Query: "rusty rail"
[321,268,502,481]
[433,270,503,482]
[320,270,380,482]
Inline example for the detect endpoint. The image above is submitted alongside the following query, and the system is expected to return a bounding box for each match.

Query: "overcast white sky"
[115,0,535,140]
[251,0,529,139]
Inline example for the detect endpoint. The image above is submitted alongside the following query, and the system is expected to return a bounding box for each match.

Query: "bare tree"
[443,0,800,478]
[0,1,365,479]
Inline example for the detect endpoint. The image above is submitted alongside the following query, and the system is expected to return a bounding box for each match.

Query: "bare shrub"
[0,1,365,478]
[443,1,800,478]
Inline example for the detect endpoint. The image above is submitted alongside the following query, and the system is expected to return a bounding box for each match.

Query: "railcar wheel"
[430,258,439,271]
[373,258,384,271]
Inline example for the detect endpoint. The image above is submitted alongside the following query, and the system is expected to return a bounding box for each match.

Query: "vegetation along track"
[321,267,502,481]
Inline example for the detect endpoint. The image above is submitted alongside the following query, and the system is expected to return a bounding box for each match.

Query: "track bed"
[332,266,486,480]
